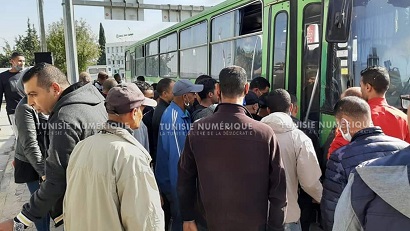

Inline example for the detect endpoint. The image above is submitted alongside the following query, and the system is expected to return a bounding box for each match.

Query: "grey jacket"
[334,147,410,231]
[133,121,150,152]
[18,83,107,227]
[14,97,47,177]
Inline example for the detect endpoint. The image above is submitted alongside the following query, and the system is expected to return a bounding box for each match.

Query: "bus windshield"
[348,0,410,108]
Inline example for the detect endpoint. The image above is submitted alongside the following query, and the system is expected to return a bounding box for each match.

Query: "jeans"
[26,181,50,231]
[284,221,302,231]
[7,114,18,140]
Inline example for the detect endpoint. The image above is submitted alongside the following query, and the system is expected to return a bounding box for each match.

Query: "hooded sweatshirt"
[333,146,410,231]
[17,83,107,228]
[261,112,322,223]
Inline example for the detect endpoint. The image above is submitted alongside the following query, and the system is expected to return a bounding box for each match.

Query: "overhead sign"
[104,0,144,21]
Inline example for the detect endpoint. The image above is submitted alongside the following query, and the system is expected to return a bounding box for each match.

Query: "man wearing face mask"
[320,96,409,231]
[155,79,203,231]
[0,52,25,138]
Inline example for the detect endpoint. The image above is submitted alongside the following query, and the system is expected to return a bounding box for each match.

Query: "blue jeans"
[26,181,50,231]
[284,221,302,231]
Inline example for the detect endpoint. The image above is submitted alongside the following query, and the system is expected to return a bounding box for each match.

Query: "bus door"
[266,1,290,90]
[298,1,323,127]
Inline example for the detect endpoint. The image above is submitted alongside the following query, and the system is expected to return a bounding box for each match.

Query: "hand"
[11,161,15,167]
[41,176,46,181]
[0,219,14,231]
[183,221,198,231]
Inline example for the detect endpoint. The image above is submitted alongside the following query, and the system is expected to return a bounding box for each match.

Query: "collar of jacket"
[214,103,253,118]
[158,98,170,107]
[104,120,134,135]
[368,97,388,106]
[351,126,384,142]
[100,121,151,160]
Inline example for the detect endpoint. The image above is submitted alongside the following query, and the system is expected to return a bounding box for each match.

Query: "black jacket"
[0,70,24,114]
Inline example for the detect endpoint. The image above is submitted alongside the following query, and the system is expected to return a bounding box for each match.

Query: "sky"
[0,0,225,54]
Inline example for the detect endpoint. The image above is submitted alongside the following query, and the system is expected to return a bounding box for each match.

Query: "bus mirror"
[326,0,353,43]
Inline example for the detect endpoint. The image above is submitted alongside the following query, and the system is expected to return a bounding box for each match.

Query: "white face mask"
[338,118,352,142]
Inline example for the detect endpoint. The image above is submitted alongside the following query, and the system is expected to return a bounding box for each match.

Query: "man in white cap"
[63,83,164,231]
[156,79,203,231]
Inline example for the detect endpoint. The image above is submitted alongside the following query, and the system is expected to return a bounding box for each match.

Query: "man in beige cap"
[63,83,164,231]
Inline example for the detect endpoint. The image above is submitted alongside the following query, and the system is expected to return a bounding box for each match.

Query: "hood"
[357,165,410,218]
[261,112,296,134]
[52,83,105,114]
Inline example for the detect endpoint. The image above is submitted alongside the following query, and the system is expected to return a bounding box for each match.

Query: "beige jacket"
[262,112,322,223]
[64,123,164,231]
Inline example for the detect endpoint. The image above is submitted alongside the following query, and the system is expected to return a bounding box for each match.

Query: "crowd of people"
[0,52,409,231]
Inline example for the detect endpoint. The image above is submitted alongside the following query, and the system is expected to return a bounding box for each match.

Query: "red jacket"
[327,97,410,158]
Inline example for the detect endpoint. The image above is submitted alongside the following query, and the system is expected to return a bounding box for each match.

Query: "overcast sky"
[0,0,225,54]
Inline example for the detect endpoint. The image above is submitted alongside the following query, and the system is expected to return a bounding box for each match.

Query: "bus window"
[146,40,159,76]
[272,12,288,89]
[346,1,410,108]
[160,33,178,77]
[301,4,322,123]
[211,2,262,79]
[135,46,145,77]
[180,22,208,78]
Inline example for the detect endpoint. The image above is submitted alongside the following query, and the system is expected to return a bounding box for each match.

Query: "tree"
[46,19,100,74]
[97,23,106,65]
[0,19,40,67]
[14,19,41,65]
[0,42,13,68]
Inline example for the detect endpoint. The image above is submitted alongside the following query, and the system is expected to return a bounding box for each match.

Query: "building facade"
[105,41,136,77]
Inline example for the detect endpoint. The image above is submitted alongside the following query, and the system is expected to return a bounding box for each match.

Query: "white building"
[105,41,136,77]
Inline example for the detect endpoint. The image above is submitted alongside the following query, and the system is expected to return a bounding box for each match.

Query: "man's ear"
[244,83,250,95]
[215,83,221,98]
[50,82,62,96]
[266,107,271,114]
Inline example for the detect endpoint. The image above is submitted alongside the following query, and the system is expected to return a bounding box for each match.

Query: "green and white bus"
[125,0,410,148]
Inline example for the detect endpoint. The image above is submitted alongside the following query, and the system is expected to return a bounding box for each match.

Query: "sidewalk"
[0,105,58,231]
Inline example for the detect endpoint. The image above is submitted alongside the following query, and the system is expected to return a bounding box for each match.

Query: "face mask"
[338,118,352,142]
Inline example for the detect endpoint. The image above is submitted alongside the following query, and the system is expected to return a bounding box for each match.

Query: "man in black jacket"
[0,63,107,230]
[0,52,25,138]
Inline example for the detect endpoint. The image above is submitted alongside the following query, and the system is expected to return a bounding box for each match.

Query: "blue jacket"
[155,102,191,199]
[321,127,409,231]
[333,146,410,231]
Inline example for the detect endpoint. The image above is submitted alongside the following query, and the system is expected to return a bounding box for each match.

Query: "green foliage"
[46,18,100,74]
[97,23,106,65]
[0,19,40,67]
[14,19,41,65]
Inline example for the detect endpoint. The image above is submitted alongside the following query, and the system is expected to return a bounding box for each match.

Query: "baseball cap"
[105,83,157,114]
[173,79,204,96]
[245,91,262,105]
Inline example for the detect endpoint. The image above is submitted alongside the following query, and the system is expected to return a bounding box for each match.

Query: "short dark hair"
[219,66,247,98]
[98,71,109,80]
[103,79,118,93]
[195,75,212,84]
[10,52,24,60]
[113,73,121,79]
[267,89,291,113]
[197,78,217,100]
[134,80,153,93]
[334,96,371,120]
[156,78,174,96]
[250,76,270,90]
[22,63,69,89]
[137,76,145,81]
[360,66,390,94]
[151,83,158,91]
[290,94,297,104]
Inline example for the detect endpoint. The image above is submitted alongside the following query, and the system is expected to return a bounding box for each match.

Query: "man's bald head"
[341,87,362,99]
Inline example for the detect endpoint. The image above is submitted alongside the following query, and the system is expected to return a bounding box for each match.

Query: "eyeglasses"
[400,95,410,110]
